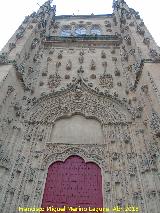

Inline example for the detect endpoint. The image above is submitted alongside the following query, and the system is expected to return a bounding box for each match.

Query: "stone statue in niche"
[58,53,62,59]
[126,12,131,19]
[120,16,126,25]
[90,60,96,70]
[111,49,115,54]
[104,21,111,28]
[79,56,84,64]
[117,82,122,86]
[31,38,39,49]
[113,15,117,26]
[137,25,145,36]
[149,49,160,61]
[121,45,128,61]
[79,49,85,56]
[28,67,34,75]
[112,57,117,64]
[101,50,106,58]
[66,60,72,70]
[9,43,16,51]
[16,25,25,40]
[102,61,107,70]
[141,85,148,94]
[0,53,9,65]
[114,67,120,76]
[56,61,61,70]
[135,12,140,19]
[143,37,150,46]
[124,34,131,45]
[77,66,84,74]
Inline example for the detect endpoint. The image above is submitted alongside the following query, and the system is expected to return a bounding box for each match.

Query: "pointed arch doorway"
[41,155,103,212]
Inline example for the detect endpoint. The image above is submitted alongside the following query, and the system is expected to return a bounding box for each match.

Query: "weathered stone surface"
[0,0,160,212]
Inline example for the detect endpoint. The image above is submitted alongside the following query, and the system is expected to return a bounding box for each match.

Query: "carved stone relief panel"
[24,80,132,125]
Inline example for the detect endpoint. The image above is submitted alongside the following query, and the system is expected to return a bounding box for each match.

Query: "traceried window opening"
[74,26,87,36]
[61,26,72,37]
[90,26,101,35]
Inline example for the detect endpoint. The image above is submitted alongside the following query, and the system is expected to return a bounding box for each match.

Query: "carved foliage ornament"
[31,38,40,49]
[0,53,9,65]
[16,25,25,40]
[25,79,131,124]
[48,74,61,89]
[99,73,113,89]
[149,49,160,61]
[150,109,160,137]
[137,25,145,36]
[66,60,72,70]
[42,144,108,170]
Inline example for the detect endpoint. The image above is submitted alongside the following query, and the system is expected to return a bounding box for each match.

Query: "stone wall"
[0,0,160,212]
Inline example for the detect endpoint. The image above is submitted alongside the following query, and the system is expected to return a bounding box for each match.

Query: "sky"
[0,0,160,50]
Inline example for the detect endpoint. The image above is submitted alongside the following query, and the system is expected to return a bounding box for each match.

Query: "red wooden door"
[41,155,103,212]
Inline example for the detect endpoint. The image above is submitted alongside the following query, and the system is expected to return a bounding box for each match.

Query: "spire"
[112,0,128,10]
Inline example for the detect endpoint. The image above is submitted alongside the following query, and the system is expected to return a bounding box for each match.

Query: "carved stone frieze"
[23,78,132,124]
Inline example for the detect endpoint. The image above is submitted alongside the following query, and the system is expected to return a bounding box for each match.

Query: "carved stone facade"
[0,0,160,212]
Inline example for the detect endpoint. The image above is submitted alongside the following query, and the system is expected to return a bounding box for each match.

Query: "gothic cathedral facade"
[0,0,160,212]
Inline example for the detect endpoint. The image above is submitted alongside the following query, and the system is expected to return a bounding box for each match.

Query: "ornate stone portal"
[41,155,103,211]
[0,0,160,212]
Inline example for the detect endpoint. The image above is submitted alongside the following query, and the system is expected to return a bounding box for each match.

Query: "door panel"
[42,155,103,212]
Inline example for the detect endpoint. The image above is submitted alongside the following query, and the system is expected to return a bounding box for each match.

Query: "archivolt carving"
[34,143,110,207]
[41,143,108,171]
[23,78,132,125]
